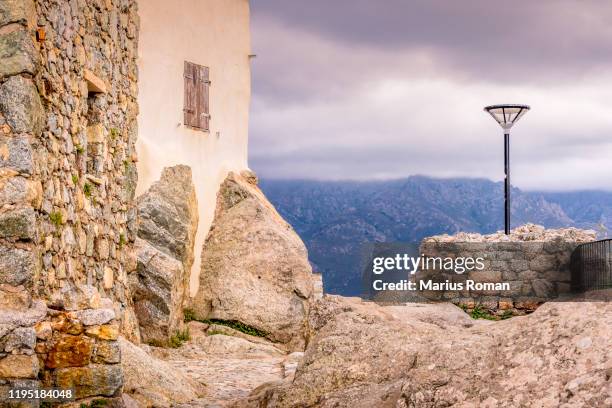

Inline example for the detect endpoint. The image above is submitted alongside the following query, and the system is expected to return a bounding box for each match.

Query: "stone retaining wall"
[418,225,596,314]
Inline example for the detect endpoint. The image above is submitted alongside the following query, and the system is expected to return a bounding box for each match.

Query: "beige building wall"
[137,0,251,295]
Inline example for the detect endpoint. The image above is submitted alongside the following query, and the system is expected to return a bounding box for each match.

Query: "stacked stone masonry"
[419,225,596,314]
[0,0,139,403]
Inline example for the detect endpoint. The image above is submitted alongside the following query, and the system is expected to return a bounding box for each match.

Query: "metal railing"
[570,239,612,292]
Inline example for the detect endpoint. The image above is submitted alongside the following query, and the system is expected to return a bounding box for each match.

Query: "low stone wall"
[418,225,596,314]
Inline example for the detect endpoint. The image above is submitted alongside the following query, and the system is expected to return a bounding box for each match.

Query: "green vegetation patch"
[469,304,497,320]
[83,182,93,198]
[49,211,63,227]
[183,308,268,338]
[80,399,108,408]
[169,328,191,348]
[184,308,196,322]
[461,304,515,321]
[208,320,268,338]
[119,233,127,248]
[145,339,165,348]
[146,328,191,349]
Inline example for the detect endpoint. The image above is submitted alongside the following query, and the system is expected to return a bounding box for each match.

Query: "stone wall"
[0,0,139,402]
[418,225,596,314]
[0,299,46,405]
[37,288,123,401]
[31,0,140,338]
[1,285,124,404]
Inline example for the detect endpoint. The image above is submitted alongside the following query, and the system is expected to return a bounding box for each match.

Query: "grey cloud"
[250,137,612,191]
[252,0,612,88]
[253,0,612,58]
[249,1,612,191]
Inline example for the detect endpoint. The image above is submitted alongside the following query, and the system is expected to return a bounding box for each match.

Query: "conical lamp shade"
[484,104,530,130]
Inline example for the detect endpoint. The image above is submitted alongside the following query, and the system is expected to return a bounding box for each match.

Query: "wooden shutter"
[184,61,210,131]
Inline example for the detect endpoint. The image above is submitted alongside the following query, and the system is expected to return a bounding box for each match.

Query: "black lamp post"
[484,104,530,235]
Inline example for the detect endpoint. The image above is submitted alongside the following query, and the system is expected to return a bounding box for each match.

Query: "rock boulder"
[131,165,198,345]
[192,171,314,350]
[137,165,198,273]
[130,238,184,344]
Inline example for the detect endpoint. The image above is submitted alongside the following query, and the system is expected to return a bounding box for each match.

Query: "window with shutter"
[184,61,210,131]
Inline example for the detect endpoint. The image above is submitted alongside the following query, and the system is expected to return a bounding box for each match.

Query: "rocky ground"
[118,292,611,408]
[120,321,300,407]
[241,294,612,408]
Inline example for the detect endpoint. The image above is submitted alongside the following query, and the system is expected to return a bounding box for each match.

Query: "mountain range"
[260,176,612,295]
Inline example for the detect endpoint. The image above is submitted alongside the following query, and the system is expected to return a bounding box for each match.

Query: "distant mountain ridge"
[259,176,612,295]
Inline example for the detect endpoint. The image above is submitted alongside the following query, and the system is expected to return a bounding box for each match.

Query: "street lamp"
[484,104,530,235]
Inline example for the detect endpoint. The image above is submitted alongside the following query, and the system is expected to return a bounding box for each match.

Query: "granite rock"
[0,76,43,135]
[0,176,41,208]
[0,245,36,287]
[0,0,35,26]
[425,223,597,243]
[239,295,612,407]
[137,165,198,270]
[120,337,200,406]
[93,340,121,364]
[0,354,38,379]
[72,308,115,327]
[131,238,184,345]
[133,165,198,344]
[0,25,39,79]
[3,327,35,352]
[0,207,36,240]
[0,300,46,326]
[192,171,315,350]
[54,364,123,399]
[45,334,94,369]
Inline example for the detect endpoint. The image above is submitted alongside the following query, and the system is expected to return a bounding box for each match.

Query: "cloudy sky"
[248,0,612,191]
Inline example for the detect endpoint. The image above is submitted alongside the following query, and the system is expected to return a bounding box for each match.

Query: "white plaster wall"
[137,0,251,296]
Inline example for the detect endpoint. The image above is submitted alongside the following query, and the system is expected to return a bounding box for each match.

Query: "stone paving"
[154,322,292,407]
[170,355,285,407]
